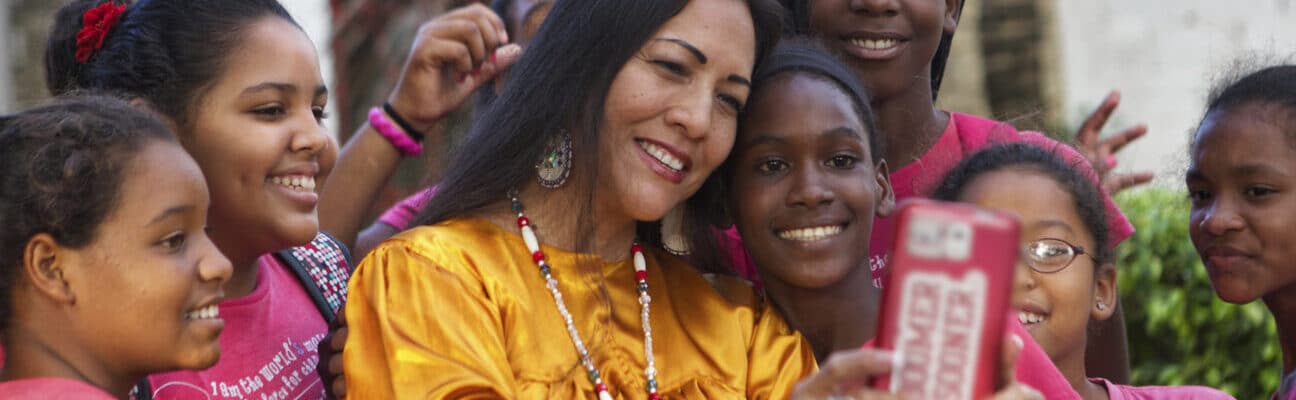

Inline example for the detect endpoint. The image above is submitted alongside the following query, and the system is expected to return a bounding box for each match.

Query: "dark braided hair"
[49,0,299,129]
[932,142,1113,265]
[741,36,883,163]
[1196,65,1296,146]
[45,0,135,96]
[0,95,177,331]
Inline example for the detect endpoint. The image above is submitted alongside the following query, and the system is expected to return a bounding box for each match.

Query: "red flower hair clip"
[75,2,128,64]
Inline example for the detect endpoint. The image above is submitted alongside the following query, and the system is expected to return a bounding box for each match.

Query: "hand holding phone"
[872,200,1020,399]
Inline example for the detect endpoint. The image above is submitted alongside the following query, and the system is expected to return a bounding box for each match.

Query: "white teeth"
[1018,311,1046,325]
[637,141,685,172]
[266,175,316,192]
[849,38,899,50]
[777,225,844,242]
[186,304,220,320]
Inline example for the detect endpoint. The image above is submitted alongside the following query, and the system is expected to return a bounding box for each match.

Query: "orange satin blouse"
[343,217,816,399]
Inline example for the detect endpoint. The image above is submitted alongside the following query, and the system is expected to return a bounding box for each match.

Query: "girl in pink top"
[1185,65,1296,400]
[934,142,1233,400]
[771,0,1155,389]
[0,97,231,399]
[724,38,1042,399]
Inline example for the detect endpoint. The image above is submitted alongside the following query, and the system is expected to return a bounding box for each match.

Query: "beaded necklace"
[508,190,660,400]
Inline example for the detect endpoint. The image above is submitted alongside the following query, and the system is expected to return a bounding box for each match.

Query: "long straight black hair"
[779,0,965,100]
[417,0,784,270]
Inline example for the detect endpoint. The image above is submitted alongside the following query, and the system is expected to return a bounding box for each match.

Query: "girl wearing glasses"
[933,142,1232,400]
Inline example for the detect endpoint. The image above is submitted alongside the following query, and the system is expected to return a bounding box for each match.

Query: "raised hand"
[1074,90,1155,194]
[386,4,523,134]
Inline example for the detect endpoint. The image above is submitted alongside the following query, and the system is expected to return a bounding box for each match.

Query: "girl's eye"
[159,232,187,251]
[312,106,329,124]
[1188,190,1211,203]
[826,154,857,169]
[1245,186,1277,198]
[757,159,788,175]
[253,105,287,118]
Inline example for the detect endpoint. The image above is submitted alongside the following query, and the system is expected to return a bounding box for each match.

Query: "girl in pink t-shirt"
[934,142,1233,400]
[0,97,231,399]
[1185,65,1296,400]
[43,0,519,397]
[724,39,1043,399]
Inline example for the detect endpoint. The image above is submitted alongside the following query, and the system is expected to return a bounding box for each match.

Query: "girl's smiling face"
[806,0,959,100]
[730,73,893,289]
[64,141,232,373]
[183,17,335,263]
[955,167,1115,367]
[1188,102,1296,304]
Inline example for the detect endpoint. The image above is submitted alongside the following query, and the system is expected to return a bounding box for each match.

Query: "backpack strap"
[275,231,354,323]
[131,378,152,400]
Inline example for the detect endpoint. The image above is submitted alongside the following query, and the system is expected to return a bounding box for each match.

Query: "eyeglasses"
[1022,238,1090,274]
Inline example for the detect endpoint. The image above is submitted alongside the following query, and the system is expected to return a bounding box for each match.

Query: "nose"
[786,163,835,209]
[198,235,234,284]
[849,0,900,16]
[1013,255,1038,294]
[290,112,330,157]
[1199,197,1245,236]
[663,89,714,141]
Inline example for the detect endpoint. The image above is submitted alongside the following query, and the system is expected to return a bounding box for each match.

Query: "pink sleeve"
[719,227,761,283]
[1016,132,1136,248]
[1007,315,1083,399]
[951,112,1134,248]
[375,187,437,231]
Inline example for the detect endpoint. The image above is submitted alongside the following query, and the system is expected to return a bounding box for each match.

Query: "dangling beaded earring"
[661,205,690,255]
[536,130,572,189]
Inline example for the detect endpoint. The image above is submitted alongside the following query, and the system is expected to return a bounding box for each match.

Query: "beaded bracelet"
[381,103,426,142]
[369,107,423,156]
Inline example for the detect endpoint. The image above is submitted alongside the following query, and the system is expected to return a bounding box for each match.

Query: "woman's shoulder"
[362,217,524,278]
[653,251,762,308]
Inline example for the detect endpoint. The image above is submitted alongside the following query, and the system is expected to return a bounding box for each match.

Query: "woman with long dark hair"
[341,0,823,398]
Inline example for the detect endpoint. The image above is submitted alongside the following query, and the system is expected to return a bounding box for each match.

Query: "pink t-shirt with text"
[0,377,116,399]
[146,255,327,400]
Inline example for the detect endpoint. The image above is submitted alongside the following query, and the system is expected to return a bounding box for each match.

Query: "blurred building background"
[5,0,1293,185]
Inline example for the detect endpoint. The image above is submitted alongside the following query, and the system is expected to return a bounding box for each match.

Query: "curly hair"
[932,142,1112,265]
[0,95,176,330]
[47,0,299,129]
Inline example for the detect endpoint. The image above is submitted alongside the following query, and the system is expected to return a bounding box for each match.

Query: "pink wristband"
[369,107,423,156]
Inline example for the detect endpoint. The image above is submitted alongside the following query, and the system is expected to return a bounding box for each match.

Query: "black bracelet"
[381,103,426,142]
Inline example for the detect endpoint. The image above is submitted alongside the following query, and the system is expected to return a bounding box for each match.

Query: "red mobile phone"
[871,199,1019,399]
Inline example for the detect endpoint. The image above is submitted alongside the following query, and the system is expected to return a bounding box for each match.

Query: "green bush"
[1115,187,1280,398]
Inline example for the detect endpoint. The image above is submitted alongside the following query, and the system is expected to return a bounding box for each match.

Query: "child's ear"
[874,159,896,217]
[943,0,962,36]
[22,234,78,305]
[1092,262,1117,321]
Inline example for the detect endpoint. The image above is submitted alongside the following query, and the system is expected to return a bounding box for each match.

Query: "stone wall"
[2,0,62,112]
